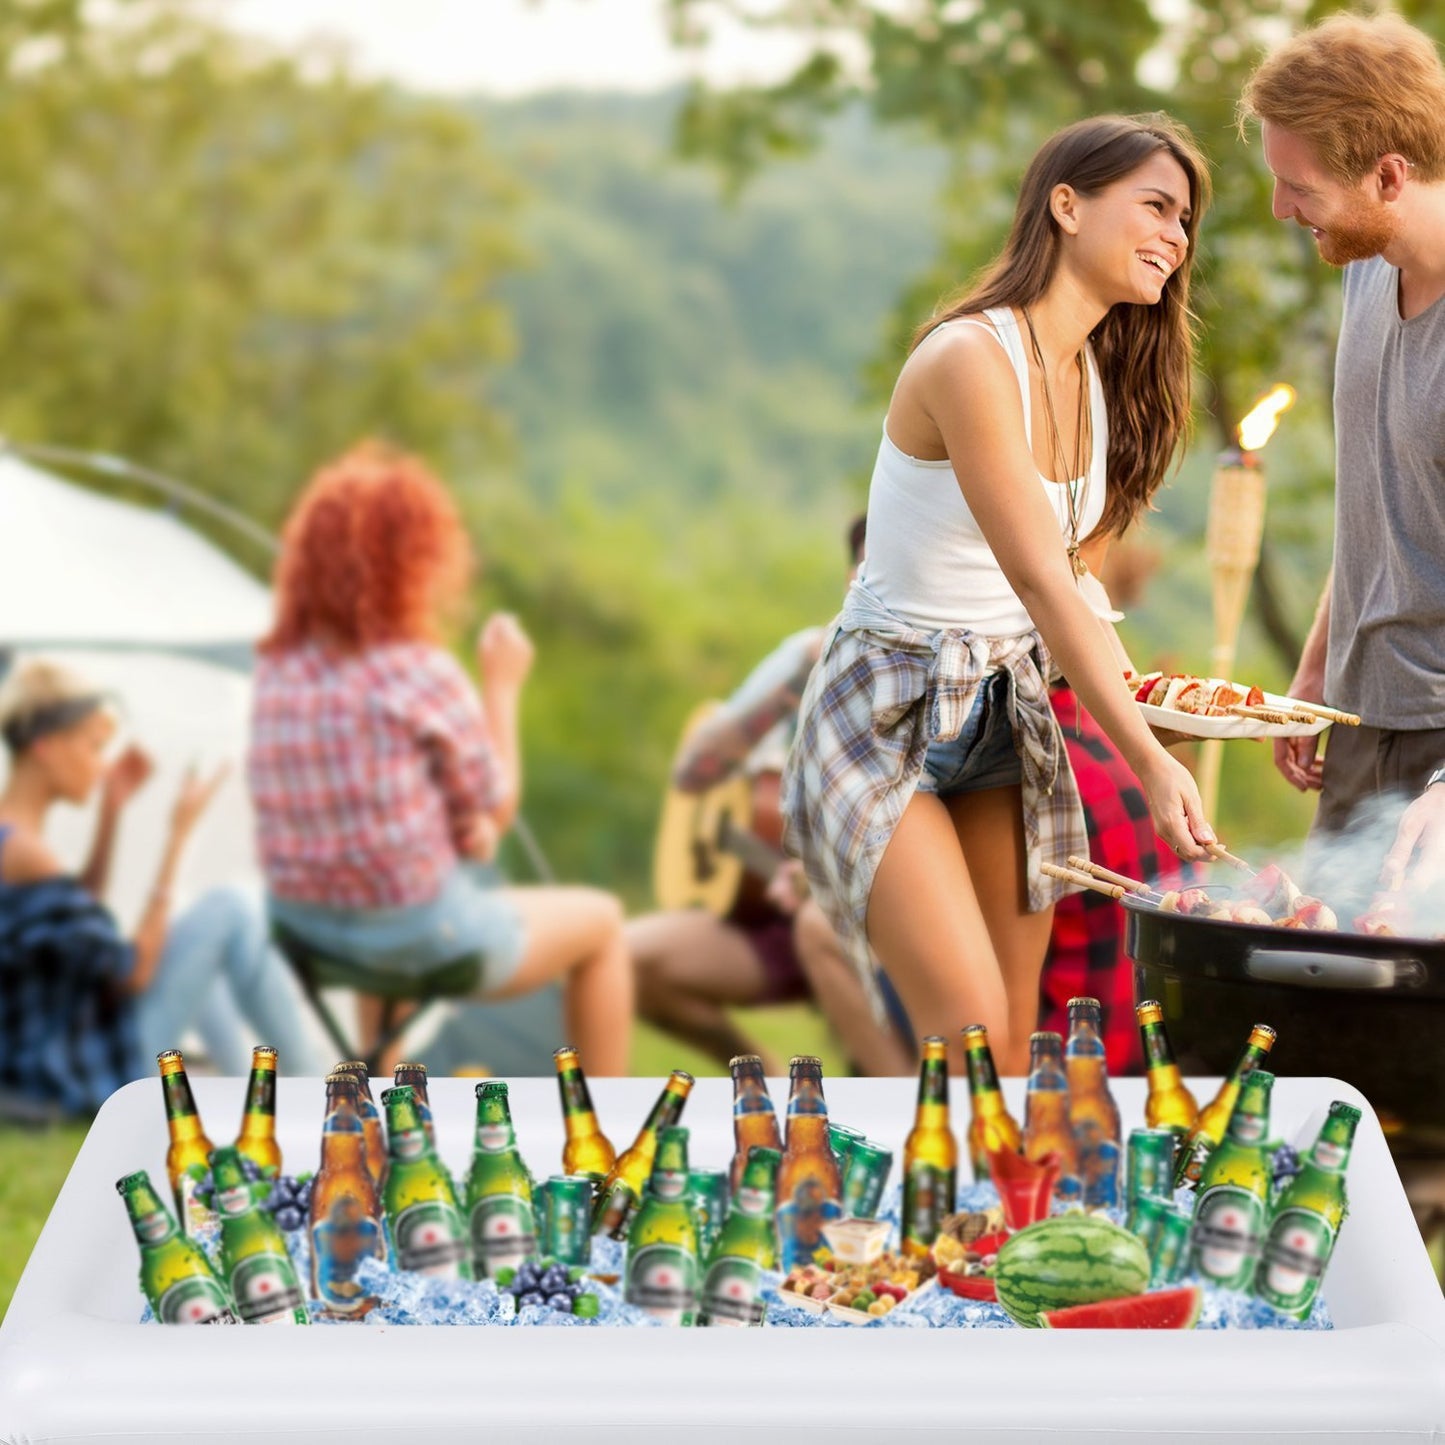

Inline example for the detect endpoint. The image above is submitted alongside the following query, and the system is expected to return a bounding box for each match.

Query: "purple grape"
[275,1205,304,1232]
[546,1293,574,1313]
[517,1291,546,1310]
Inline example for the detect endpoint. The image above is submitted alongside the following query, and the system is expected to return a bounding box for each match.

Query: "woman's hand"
[476,612,535,693]
[1380,781,1445,890]
[1138,753,1216,860]
[168,762,231,846]
[461,813,501,863]
[102,745,154,811]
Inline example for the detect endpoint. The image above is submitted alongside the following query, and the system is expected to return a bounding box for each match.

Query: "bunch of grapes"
[263,1176,315,1233]
[495,1258,599,1318]
[1271,1143,1302,1192]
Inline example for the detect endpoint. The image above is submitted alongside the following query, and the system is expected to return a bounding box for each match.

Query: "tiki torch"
[1196,384,1296,820]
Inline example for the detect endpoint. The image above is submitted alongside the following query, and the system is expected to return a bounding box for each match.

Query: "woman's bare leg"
[948,786,1054,1076]
[865,791,1011,1071]
[484,886,634,1075]
[627,910,776,1071]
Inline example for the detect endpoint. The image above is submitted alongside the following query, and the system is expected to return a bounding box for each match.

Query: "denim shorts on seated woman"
[916,669,1024,797]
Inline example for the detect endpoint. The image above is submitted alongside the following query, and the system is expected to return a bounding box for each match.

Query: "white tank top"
[860,306,1109,635]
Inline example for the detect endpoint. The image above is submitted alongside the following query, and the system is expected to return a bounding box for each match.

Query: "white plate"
[1139,691,1332,740]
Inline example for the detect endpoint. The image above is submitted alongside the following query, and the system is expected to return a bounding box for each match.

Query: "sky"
[220,0,818,96]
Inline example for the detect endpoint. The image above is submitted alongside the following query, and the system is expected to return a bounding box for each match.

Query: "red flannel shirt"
[1040,688,1177,1075]
[249,643,504,909]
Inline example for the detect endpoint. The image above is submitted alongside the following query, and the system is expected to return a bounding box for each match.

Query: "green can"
[840,1140,893,1221]
[687,1168,730,1257]
[540,1175,594,1268]
[828,1124,864,1179]
[1127,1127,1178,1212]
[1149,1205,1192,1287]
[1127,1192,1173,1255]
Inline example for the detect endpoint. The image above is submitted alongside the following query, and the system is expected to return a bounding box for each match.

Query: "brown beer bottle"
[592,1070,695,1240]
[235,1045,282,1181]
[157,1049,217,1238]
[728,1054,783,1195]
[393,1061,436,1152]
[1022,1031,1082,1204]
[336,1061,387,1192]
[308,1071,386,1318]
[775,1056,842,1272]
[1065,997,1123,1209]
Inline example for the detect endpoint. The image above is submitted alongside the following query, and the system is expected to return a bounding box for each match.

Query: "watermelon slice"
[1038,1287,1201,1330]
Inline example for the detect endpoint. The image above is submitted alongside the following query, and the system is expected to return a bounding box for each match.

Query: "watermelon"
[993,1215,1149,1328]
[1039,1286,1202,1330]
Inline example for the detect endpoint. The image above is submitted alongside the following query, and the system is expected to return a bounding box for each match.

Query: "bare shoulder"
[891,315,1022,454]
[0,826,66,886]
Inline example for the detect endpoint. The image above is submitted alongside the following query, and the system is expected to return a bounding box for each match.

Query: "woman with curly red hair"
[248,444,632,1073]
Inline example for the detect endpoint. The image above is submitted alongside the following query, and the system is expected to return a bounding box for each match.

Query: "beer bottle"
[1136,1001,1199,1146]
[960,1025,1020,1180]
[381,1084,472,1279]
[624,1125,700,1325]
[235,1045,282,1184]
[118,1169,238,1324]
[1065,997,1123,1209]
[157,1049,217,1238]
[776,1055,843,1271]
[309,1070,386,1318]
[1189,1068,1275,1291]
[1174,1023,1277,1190]
[209,1146,309,1324]
[1254,1101,1360,1319]
[336,1061,388,1192]
[902,1037,959,1257]
[728,1054,783,1194]
[393,1061,435,1152]
[1022,1031,1082,1205]
[553,1045,617,1191]
[465,1080,538,1278]
[592,1069,695,1240]
[698,1145,781,1328]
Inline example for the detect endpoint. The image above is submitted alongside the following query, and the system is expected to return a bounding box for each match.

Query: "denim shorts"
[916,669,1023,797]
[268,861,528,992]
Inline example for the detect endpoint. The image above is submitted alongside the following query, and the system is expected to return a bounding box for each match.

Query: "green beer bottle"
[1174,1023,1276,1189]
[1254,1101,1360,1319]
[235,1045,283,1185]
[1188,1068,1275,1291]
[698,1145,781,1328]
[118,1170,238,1324]
[624,1125,700,1326]
[903,1037,958,1257]
[593,1069,694,1240]
[210,1146,309,1325]
[554,1045,616,1191]
[465,1080,538,1278]
[157,1049,217,1238]
[381,1085,472,1279]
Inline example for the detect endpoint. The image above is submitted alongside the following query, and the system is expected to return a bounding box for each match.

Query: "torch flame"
[1237,384,1296,453]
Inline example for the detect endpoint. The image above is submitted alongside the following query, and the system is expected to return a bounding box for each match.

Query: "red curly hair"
[260,443,472,653]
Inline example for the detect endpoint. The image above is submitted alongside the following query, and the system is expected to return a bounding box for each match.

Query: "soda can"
[540,1175,593,1268]
[828,1124,864,1179]
[1127,1128,1178,1212]
[1149,1206,1192,1287]
[840,1140,893,1221]
[688,1168,730,1257]
[1127,1192,1172,1255]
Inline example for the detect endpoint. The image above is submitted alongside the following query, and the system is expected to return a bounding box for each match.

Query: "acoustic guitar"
[652,700,791,926]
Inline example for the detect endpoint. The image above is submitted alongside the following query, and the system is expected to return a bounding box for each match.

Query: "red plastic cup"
[988,1148,1061,1233]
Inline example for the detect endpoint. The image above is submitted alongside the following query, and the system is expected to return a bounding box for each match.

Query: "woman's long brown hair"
[914,114,1211,539]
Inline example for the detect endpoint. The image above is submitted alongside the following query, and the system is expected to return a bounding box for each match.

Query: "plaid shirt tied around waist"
[780,582,1088,1018]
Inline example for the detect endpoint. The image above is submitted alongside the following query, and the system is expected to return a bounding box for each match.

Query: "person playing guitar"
[627,517,916,1076]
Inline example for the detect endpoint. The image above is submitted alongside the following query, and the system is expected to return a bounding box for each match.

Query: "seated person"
[0,659,320,1115]
[248,443,632,1075]
[628,517,914,1076]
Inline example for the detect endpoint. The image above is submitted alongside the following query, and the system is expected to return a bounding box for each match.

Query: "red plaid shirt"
[1039,688,1176,1076]
[249,643,504,908]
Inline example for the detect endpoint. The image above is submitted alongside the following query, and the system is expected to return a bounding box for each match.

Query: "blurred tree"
[0,0,523,538]
[665,0,1445,669]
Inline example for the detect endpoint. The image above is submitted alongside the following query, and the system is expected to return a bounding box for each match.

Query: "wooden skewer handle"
[1206,844,1255,873]
[1283,700,1361,726]
[1065,855,1158,896]
[1226,704,1301,726]
[1042,862,1127,899]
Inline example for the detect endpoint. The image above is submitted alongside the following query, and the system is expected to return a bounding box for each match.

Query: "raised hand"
[102,744,155,811]
[168,761,232,844]
[476,612,535,692]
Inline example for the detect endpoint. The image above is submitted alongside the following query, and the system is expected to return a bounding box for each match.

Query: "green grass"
[0,1005,844,1324]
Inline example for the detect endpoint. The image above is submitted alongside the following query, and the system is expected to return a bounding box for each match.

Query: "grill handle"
[1244,947,1427,991]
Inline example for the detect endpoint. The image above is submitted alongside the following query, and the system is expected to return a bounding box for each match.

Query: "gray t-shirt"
[1329,255,1445,728]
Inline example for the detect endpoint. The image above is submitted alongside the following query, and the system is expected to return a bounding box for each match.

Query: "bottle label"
[245,1071,276,1116]
[626,1242,698,1324]
[395,1200,469,1277]
[560,1071,593,1117]
[1314,1140,1347,1170]
[393,1128,428,1163]
[1177,1134,1214,1188]
[161,1072,198,1121]
[734,1090,774,1117]
[1080,1135,1121,1210]
[902,1162,954,1249]
[470,1194,538,1276]
[594,1179,640,1240]
[1143,1027,1171,1070]
[776,1178,842,1271]
[652,1168,688,1202]
[1231,1113,1266,1145]
[216,1184,253,1218]
[1258,1207,1335,1309]
[475,1123,514,1154]
[964,1051,999,1098]
[699,1256,765,1327]
[157,1275,239,1325]
[135,1208,172,1245]
[231,1252,307,1324]
[310,1197,383,1314]
[177,1168,218,1238]
[1191,1184,1265,1284]
[735,1185,770,1218]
